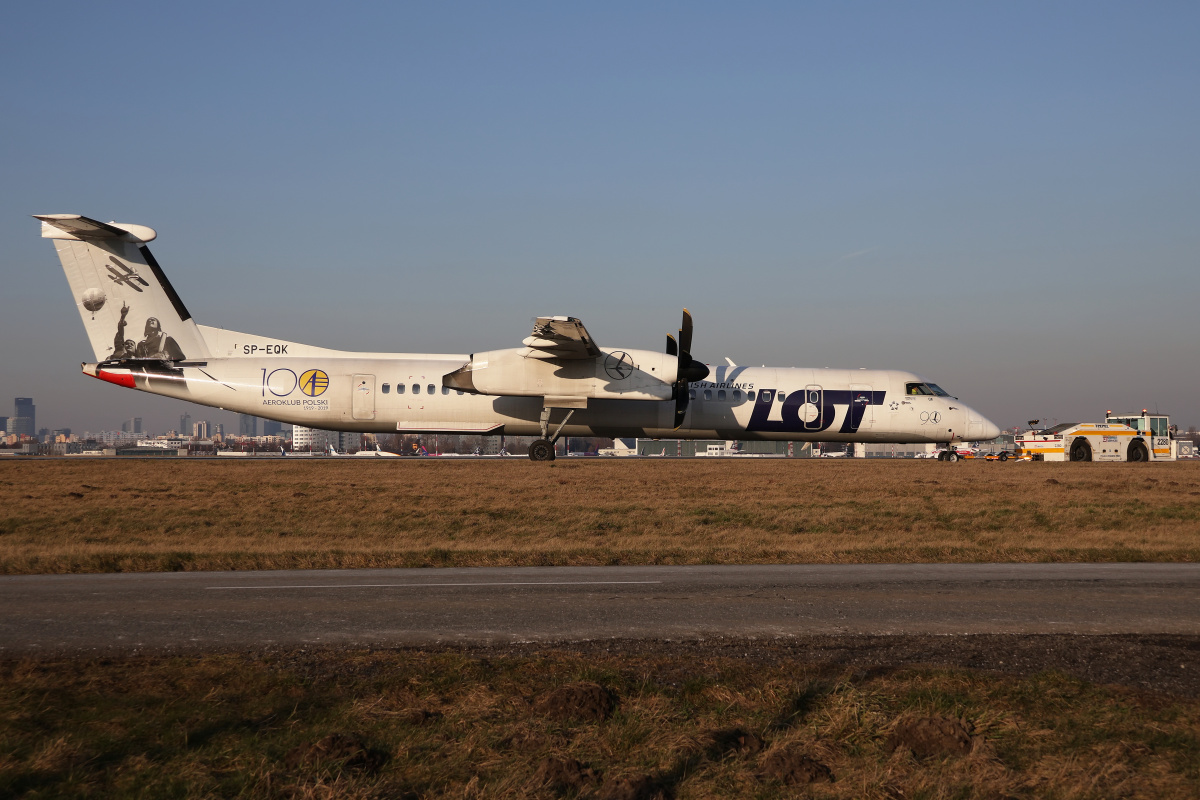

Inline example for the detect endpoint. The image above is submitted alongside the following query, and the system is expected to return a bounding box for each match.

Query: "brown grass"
[2,646,1198,799]
[2,459,1199,574]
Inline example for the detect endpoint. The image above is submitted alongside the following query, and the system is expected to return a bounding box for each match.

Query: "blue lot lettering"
[243,344,289,354]
[746,389,886,434]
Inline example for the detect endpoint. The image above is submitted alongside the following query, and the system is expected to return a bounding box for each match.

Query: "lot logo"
[747,388,886,434]
[300,369,329,397]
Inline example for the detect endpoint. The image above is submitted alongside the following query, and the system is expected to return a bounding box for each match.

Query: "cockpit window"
[906,382,952,397]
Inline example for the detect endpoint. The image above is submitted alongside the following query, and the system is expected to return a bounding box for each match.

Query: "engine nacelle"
[444,347,676,402]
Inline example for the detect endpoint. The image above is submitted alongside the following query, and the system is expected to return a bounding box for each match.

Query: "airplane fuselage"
[86,354,992,444]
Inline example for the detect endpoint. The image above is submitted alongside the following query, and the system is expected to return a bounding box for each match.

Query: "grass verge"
[2,459,1199,573]
[2,642,1198,799]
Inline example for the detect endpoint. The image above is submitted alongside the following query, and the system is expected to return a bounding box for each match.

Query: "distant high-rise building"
[212,423,224,437]
[193,420,210,439]
[238,414,257,437]
[291,426,341,451]
[14,398,34,433]
[261,419,283,437]
[180,412,192,436]
[0,416,8,433]
[9,398,35,437]
[121,417,143,434]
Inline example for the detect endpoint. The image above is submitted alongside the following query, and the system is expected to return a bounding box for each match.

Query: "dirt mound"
[534,681,618,721]
[759,747,833,785]
[886,715,973,757]
[702,727,764,758]
[532,756,601,793]
[598,774,666,800]
[284,732,387,773]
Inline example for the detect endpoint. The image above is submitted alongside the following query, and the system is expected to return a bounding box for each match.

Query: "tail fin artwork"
[36,215,209,363]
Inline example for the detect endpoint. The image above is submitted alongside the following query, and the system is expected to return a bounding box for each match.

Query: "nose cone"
[965,405,1001,442]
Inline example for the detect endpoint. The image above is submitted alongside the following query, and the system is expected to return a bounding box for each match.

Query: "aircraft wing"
[521,316,601,359]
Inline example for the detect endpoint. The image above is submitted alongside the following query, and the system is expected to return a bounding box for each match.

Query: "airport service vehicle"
[931,444,982,462]
[1015,411,1176,462]
[36,214,1000,460]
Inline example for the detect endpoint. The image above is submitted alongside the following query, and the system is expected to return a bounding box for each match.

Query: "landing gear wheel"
[528,438,556,462]
[1070,438,1092,462]
[1127,441,1148,462]
[946,451,959,462]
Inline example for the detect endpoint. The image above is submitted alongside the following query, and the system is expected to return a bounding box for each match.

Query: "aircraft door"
[352,374,376,420]
[851,383,874,428]
[803,385,823,430]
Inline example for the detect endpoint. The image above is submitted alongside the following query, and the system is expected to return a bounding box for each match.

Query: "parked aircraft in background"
[37,214,1000,461]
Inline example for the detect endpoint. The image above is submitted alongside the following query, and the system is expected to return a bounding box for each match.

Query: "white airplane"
[36,214,1000,460]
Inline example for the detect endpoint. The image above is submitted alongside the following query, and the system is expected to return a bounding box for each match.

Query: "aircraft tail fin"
[36,215,210,363]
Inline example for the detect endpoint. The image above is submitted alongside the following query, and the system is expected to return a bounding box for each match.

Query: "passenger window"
[717,390,726,401]
[703,389,712,400]
[412,384,420,395]
[747,391,755,401]
[428,384,436,394]
[808,390,819,404]
[778,392,785,402]
[381,383,390,394]
[732,390,741,401]
[397,383,406,394]
[689,389,696,400]
[456,390,463,396]
[442,386,450,395]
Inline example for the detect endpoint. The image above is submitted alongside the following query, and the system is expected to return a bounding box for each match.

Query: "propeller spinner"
[668,308,709,428]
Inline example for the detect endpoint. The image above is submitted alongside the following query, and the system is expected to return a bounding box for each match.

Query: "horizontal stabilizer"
[36,215,158,243]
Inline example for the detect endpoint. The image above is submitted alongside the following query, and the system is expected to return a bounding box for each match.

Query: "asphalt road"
[3,563,1199,655]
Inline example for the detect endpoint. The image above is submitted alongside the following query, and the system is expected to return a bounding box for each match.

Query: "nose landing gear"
[937,443,958,462]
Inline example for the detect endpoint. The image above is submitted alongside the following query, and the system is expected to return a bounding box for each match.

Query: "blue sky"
[3,2,1197,434]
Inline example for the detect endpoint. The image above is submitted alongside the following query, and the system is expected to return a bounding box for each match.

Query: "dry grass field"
[1,458,1198,574]
[3,644,1199,799]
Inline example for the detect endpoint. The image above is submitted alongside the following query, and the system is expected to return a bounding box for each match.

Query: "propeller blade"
[665,334,678,357]
[678,308,693,357]
[671,308,705,429]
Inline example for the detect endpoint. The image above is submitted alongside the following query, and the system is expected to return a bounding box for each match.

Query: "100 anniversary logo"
[262,368,329,409]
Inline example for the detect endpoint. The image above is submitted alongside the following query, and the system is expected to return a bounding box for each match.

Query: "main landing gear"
[937,444,958,462]
[528,406,577,462]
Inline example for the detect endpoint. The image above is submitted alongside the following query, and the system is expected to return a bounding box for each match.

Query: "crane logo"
[604,351,634,380]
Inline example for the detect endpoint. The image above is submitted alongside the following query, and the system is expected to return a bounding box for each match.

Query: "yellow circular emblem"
[299,369,329,397]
